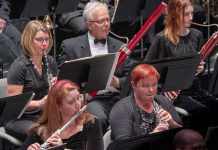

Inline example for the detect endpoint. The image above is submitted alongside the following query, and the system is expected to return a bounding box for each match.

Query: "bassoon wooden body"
[87,2,167,101]
[199,31,218,61]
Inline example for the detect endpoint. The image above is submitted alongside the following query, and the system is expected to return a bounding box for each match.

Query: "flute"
[40,105,87,150]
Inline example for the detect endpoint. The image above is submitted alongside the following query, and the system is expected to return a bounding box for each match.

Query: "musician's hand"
[38,95,48,108]
[27,142,40,150]
[159,109,183,128]
[164,91,180,101]
[158,109,172,122]
[46,131,63,147]
[0,18,6,33]
[152,123,168,133]
[111,76,120,88]
[195,61,205,76]
[51,77,58,86]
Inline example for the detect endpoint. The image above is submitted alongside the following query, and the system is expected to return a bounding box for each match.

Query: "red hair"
[164,0,193,45]
[29,80,95,141]
[131,64,160,84]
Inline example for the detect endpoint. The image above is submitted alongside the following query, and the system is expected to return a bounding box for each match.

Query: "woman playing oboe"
[19,80,103,150]
[5,20,58,142]
[110,64,183,140]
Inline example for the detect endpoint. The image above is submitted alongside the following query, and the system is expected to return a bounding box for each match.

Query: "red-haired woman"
[145,0,218,135]
[19,80,103,150]
[110,64,183,140]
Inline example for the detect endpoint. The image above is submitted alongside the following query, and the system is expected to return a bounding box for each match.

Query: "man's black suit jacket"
[58,33,130,89]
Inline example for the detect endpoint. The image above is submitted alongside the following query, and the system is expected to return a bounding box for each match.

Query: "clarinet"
[40,105,87,150]
[43,50,53,89]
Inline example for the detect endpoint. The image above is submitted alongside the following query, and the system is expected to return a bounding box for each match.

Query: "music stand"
[19,0,80,60]
[111,0,145,23]
[121,54,202,98]
[0,91,35,125]
[208,55,218,96]
[58,53,119,94]
[0,92,35,148]
[21,0,79,17]
[204,126,218,150]
[107,128,183,150]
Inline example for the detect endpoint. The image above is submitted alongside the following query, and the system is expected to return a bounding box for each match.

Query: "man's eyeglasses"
[34,37,50,43]
[90,18,110,25]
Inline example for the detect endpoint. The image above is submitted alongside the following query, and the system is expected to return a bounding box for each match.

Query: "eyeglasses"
[90,18,110,25]
[34,37,50,43]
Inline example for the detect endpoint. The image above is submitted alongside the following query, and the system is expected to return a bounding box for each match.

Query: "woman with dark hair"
[19,80,103,150]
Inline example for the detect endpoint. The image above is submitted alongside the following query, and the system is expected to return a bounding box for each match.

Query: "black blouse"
[7,55,58,114]
[145,28,204,60]
[144,28,205,96]
[19,119,104,150]
[7,55,58,99]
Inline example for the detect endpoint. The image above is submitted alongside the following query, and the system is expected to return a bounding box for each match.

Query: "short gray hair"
[83,1,108,21]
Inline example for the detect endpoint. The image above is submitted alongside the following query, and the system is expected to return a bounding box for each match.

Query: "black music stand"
[0,92,35,148]
[21,0,79,17]
[107,128,183,150]
[111,0,145,23]
[0,91,35,125]
[19,0,80,60]
[58,53,119,94]
[121,54,202,98]
[208,55,218,96]
[204,126,218,150]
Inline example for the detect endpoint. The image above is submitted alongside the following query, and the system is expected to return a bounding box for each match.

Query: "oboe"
[43,49,53,89]
[40,105,87,150]
[151,96,169,128]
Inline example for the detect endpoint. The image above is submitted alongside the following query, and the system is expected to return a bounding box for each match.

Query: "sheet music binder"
[0,92,35,125]
[58,53,119,93]
[121,54,202,98]
[21,0,80,17]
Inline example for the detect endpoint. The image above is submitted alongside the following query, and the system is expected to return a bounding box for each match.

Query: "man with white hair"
[58,1,130,134]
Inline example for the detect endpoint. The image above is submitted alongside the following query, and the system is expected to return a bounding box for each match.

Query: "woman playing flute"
[19,80,103,150]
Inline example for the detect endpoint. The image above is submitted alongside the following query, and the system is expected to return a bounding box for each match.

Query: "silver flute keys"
[43,50,53,89]
[151,96,169,128]
[39,106,87,150]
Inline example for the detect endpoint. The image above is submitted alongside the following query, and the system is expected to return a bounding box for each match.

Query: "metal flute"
[40,105,87,150]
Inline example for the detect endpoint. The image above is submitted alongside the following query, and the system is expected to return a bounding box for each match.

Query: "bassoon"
[198,31,218,61]
[87,2,167,101]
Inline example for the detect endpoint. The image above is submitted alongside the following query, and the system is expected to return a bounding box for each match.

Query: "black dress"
[19,119,104,150]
